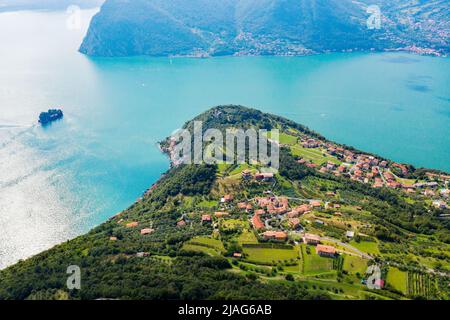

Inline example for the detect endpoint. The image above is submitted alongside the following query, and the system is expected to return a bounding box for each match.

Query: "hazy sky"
[0,0,104,11]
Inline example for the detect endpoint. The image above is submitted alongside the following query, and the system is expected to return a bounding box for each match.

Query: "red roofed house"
[296,204,311,214]
[141,228,154,235]
[383,171,395,181]
[393,163,408,175]
[256,197,271,207]
[255,173,275,182]
[251,214,264,230]
[316,244,337,257]
[303,233,321,245]
[338,165,346,173]
[388,181,401,189]
[288,210,299,218]
[126,222,139,228]
[263,231,287,241]
[289,218,301,229]
[255,209,265,216]
[214,212,230,218]
[310,200,322,208]
[177,220,186,227]
[267,204,276,215]
[222,195,234,203]
[202,214,212,224]
[237,202,248,210]
[354,170,363,177]
[373,178,384,188]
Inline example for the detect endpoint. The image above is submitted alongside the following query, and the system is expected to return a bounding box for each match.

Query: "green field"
[279,133,298,145]
[197,199,218,208]
[301,245,334,275]
[386,267,408,294]
[182,237,225,256]
[181,244,221,256]
[349,240,380,255]
[266,132,298,145]
[290,145,340,165]
[237,230,259,244]
[343,255,368,274]
[217,163,231,175]
[189,237,225,250]
[243,247,299,265]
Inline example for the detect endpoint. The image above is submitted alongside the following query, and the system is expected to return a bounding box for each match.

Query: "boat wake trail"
[0,124,36,150]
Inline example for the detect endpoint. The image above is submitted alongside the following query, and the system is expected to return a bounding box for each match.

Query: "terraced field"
[407,272,436,299]
[182,237,225,256]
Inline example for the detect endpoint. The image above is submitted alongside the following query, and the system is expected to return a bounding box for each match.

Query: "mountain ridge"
[79,0,450,57]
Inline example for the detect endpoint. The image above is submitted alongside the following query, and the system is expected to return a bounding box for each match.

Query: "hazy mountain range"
[79,0,450,57]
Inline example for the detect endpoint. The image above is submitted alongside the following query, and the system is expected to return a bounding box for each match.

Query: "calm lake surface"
[0,9,449,269]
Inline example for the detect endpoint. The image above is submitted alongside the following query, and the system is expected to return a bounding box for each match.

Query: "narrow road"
[377,166,388,185]
[321,236,373,260]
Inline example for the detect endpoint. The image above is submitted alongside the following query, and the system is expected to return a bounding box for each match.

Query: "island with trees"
[38,109,63,126]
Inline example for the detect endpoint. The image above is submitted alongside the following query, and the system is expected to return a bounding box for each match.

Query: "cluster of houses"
[197,191,336,247]
[294,136,449,209]
[244,195,343,255]
[108,217,156,242]
[303,233,337,257]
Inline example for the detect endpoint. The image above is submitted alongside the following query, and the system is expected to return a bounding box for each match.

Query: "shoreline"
[83,48,449,60]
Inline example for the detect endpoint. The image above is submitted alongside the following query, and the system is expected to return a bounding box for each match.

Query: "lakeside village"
[297,137,450,211]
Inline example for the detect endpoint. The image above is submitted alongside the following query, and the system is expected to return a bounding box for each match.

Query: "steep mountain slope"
[79,0,450,57]
[79,0,238,56]
[0,105,449,300]
[235,0,370,50]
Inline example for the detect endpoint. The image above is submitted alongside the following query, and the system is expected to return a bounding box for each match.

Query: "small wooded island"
[38,109,63,125]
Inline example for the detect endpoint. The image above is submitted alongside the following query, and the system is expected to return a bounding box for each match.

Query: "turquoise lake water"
[0,9,449,268]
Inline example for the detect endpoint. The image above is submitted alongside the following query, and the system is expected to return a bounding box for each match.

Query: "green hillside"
[0,105,449,300]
